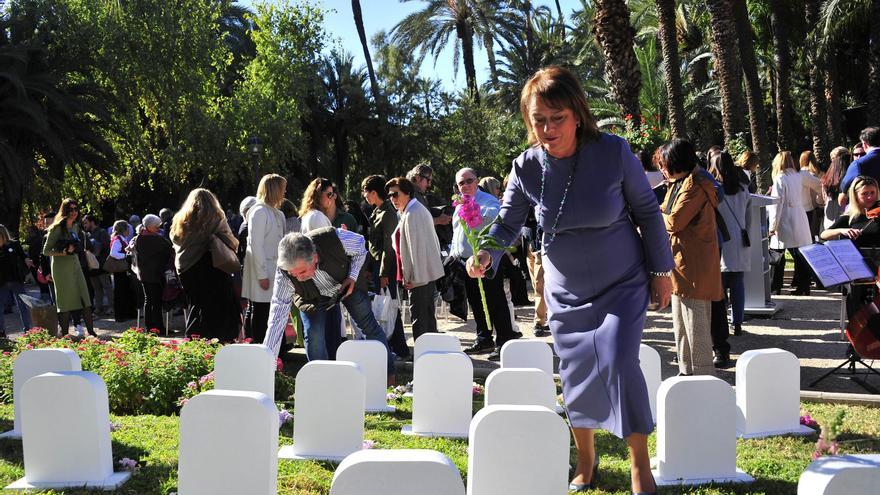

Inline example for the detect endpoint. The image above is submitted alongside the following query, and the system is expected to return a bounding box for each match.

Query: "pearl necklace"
[538,148,579,252]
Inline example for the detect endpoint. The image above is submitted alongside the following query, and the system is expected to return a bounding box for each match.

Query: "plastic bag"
[372,288,398,338]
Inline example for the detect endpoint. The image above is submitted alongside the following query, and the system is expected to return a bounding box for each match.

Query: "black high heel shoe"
[568,458,600,492]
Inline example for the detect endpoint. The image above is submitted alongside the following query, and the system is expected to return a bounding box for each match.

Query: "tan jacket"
[662,169,724,301]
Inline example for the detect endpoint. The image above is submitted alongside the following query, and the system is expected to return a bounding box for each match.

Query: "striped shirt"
[263,228,367,356]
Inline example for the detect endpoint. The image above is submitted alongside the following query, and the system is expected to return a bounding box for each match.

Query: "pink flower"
[118,457,139,472]
[276,357,284,371]
[454,194,483,230]
[362,440,375,450]
[278,409,293,425]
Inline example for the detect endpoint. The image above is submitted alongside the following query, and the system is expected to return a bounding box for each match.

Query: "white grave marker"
[467,405,569,495]
[736,348,813,438]
[331,450,465,495]
[402,351,472,438]
[414,333,461,361]
[484,368,556,411]
[280,361,365,461]
[337,340,394,413]
[178,390,279,495]
[1,348,81,439]
[653,376,754,486]
[639,344,662,422]
[797,454,880,495]
[214,344,276,402]
[6,372,131,491]
[500,340,554,376]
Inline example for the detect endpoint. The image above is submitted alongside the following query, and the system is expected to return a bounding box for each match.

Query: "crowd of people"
[1,63,879,495]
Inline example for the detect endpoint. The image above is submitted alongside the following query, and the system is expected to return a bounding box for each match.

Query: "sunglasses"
[387,191,400,199]
[325,190,336,199]
[457,177,476,187]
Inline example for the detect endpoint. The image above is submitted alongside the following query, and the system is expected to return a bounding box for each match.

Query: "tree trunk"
[770,0,795,151]
[656,0,686,139]
[592,0,641,121]
[732,0,772,192]
[484,32,498,88]
[334,128,349,194]
[825,55,844,147]
[805,0,831,168]
[869,0,880,119]
[456,17,480,105]
[705,0,747,145]
[0,170,24,235]
[352,0,379,103]
[554,0,565,40]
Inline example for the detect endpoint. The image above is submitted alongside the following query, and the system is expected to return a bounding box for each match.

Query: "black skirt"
[179,252,241,342]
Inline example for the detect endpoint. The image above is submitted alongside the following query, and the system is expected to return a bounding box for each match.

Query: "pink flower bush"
[800,413,819,429]
[118,457,140,472]
[472,382,484,396]
[362,440,375,450]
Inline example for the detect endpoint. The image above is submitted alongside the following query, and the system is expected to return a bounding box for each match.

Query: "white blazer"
[242,202,286,302]
[769,170,813,249]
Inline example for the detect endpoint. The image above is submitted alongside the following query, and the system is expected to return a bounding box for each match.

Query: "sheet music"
[799,244,850,287]
[827,239,875,281]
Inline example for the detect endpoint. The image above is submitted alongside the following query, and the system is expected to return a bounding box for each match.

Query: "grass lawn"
[0,401,877,494]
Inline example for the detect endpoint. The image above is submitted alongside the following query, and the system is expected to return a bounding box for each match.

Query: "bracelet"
[650,270,672,277]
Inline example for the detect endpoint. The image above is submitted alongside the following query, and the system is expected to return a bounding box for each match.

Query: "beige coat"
[242,202,286,302]
[394,199,444,287]
[172,218,238,275]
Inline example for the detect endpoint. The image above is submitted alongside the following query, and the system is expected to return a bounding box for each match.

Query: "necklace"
[538,148,578,252]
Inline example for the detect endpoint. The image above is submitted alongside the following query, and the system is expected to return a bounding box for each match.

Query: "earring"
[576,122,581,128]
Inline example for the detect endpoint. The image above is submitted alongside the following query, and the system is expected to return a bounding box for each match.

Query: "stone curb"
[799,390,880,408]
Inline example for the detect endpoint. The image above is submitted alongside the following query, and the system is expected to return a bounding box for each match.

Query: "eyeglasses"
[387,191,400,199]
[325,190,336,199]
[457,177,476,187]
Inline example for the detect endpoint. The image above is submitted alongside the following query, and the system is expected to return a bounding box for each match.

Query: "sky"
[242,0,582,92]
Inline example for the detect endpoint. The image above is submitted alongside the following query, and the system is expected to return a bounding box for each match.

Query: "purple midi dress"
[488,134,674,438]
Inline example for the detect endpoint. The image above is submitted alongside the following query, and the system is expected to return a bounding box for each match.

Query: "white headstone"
[337,340,394,413]
[653,376,754,486]
[280,361,365,461]
[467,405,569,495]
[484,368,556,411]
[331,450,465,495]
[6,372,130,490]
[639,344,662,422]
[402,351,472,438]
[178,390,279,495]
[214,344,276,402]
[1,349,81,439]
[736,348,813,438]
[797,454,880,495]
[414,333,461,361]
[500,340,554,376]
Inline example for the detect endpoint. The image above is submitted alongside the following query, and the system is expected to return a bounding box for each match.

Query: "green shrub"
[0,328,294,415]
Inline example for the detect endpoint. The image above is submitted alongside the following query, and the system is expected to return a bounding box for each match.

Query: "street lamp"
[247,136,264,190]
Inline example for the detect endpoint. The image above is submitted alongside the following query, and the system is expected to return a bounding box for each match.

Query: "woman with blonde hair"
[171,188,240,341]
[243,174,287,342]
[298,178,334,233]
[42,198,97,337]
[769,152,813,295]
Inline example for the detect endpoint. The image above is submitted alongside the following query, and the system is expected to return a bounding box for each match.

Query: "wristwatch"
[650,270,672,277]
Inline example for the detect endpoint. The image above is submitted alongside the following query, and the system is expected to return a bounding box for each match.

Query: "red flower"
[624,113,633,120]
[148,328,159,334]
[276,357,284,372]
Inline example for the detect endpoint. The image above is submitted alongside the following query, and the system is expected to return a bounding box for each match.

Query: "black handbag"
[723,199,750,247]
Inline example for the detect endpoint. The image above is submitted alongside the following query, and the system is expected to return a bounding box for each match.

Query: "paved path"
[2,283,875,394]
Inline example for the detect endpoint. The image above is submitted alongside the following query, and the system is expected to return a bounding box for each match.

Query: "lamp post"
[247,136,264,190]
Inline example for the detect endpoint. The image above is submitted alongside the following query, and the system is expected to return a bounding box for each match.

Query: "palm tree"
[805,0,831,167]
[705,0,746,146]
[352,0,380,103]
[591,0,642,121]
[731,0,771,191]
[655,0,686,138]
[769,0,795,151]
[392,0,482,104]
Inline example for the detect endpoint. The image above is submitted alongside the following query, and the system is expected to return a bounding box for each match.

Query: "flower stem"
[476,276,492,333]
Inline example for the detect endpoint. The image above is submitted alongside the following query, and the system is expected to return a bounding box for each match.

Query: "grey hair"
[112,220,129,237]
[239,196,258,218]
[277,232,316,270]
[456,167,477,181]
[142,214,161,228]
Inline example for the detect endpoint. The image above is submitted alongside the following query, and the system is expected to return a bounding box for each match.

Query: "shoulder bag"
[211,233,240,274]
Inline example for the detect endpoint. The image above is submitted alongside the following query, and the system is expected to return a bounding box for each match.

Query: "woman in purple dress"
[468,66,672,494]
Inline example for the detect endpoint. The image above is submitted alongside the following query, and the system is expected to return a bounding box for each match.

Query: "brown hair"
[519,66,599,148]
[298,178,334,218]
[49,198,79,233]
[799,150,820,175]
[736,151,759,172]
[385,177,415,197]
[170,188,225,242]
[257,174,287,209]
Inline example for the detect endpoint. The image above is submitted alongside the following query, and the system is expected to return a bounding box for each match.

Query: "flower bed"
[0,329,294,416]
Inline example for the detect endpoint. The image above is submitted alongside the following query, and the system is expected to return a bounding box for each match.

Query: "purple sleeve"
[619,140,674,272]
[486,157,533,277]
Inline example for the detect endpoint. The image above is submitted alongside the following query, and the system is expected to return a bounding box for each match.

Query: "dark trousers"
[502,253,530,306]
[710,298,729,355]
[142,281,164,333]
[464,270,516,347]
[113,271,138,321]
[771,248,811,292]
[409,281,437,341]
[245,301,270,343]
[179,253,241,342]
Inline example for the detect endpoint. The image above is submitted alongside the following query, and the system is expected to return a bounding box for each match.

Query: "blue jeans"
[301,288,395,373]
[722,272,745,325]
[0,282,32,334]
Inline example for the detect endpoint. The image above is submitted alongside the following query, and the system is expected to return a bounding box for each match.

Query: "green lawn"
[0,401,877,494]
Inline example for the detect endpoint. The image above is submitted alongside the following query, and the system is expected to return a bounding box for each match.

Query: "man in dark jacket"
[263,227,394,376]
